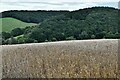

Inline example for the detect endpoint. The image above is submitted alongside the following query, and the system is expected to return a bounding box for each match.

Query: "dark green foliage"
[29,28,46,42]
[51,38,57,41]
[24,38,37,43]
[11,28,24,37]
[0,38,5,45]
[16,35,25,44]
[1,7,119,45]
[16,35,38,44]
[95,31,106,39]
[91,35,96,39]
[1,10,69,23]
[5,36,18,44]
[2,32,11,39]
[66,36,76,40]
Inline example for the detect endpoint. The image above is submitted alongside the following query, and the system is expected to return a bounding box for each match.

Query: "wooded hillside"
[1,7,119,45]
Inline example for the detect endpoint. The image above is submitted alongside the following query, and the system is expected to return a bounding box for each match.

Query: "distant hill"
[25,7,119,42]
[1,7,120,45]
[1,10,69,23]
[0,17,36,32]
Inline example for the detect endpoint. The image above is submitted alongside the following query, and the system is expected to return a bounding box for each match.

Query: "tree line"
[1,7,120,45]
[1,10,68,23]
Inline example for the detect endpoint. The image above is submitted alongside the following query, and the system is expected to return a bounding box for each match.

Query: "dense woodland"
[1,10,68,23]
[0,7,120,45]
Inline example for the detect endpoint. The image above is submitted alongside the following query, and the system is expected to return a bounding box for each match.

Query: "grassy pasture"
[0,17,36,32]
[1,39,119,78]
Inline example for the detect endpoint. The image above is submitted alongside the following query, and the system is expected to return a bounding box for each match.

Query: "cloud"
[1,0,119,2]
[97,2,118,8]
[0,1,118,12]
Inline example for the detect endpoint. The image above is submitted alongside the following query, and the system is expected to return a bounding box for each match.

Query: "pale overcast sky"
[0,0,119,12]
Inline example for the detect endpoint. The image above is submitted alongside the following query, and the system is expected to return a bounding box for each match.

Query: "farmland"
[2,39,119,78]
[0,17,36,32]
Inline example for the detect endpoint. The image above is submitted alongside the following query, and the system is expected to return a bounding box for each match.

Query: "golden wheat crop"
[1,39,119,78]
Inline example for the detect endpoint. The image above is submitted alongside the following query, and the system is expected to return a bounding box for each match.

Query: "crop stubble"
[1,39,119,78]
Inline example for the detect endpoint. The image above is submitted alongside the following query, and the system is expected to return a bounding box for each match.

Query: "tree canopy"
[1,7,119,45]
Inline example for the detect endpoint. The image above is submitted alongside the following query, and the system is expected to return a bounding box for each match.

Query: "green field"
[0,17,36,32]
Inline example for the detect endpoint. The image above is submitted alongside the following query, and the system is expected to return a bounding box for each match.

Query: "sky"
[0,0,119,12]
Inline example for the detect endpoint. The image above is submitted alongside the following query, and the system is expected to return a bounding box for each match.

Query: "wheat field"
[1,39,119,78]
